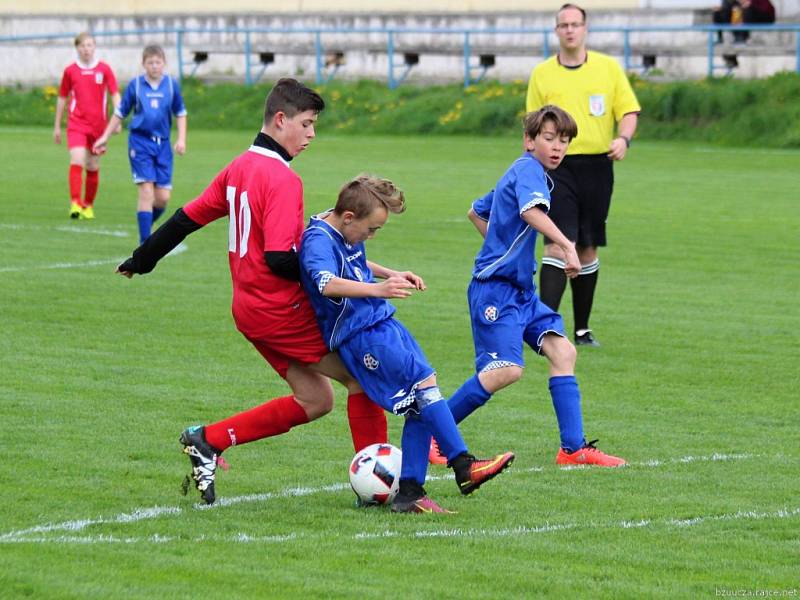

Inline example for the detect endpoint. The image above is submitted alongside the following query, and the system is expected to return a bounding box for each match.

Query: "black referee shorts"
[544,154,614,248]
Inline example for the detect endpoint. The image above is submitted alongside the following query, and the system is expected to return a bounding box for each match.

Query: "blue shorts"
[128,132,173,188]
[467,278,565,373]
[337,318,435,416]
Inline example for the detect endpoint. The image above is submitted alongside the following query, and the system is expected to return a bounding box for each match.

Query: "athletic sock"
[418,396,467,462]
[84,169,99,206]
[549,375,586,452]
[152,206,165,223]
[399,414,431,485]
[539,259,568,311]
[203,395,309,452]
[447,374,491,424]
[570,260,599,333]
[136,211,153,244]
[69,165,83,204]
[346,392,388,452]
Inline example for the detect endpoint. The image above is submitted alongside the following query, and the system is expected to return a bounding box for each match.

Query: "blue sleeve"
[300,229,341,298]
[515,163,550,215]
[171,78,187,117]
[472,189,494,221]
[115,79,137,119]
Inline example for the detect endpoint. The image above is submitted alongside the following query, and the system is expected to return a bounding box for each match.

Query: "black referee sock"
[539,262,567,311]
[571,264,599,333]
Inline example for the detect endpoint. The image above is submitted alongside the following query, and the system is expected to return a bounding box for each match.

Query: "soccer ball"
[349,443,402,505]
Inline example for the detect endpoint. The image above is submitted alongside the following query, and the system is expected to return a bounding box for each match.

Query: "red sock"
[69,165,83,205]
[347,392,388,452]
[84,169,99,206]
[203,395,309,452]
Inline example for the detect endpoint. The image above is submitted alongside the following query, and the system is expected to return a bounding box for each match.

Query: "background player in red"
[114,78,387,504]
[53,32,120,220]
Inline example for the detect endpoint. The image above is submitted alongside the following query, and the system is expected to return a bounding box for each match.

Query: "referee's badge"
[484,305,499,322]
[363,353,379,370]
[589,95,605,116]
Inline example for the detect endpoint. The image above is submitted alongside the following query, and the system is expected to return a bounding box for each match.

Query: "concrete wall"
[1,10,796,85]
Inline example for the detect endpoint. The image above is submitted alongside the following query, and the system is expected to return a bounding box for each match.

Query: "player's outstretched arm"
[116,208,202,277]
[366,260,426,291]
[522,208,580,278]
[93,114,123,154]
[323,276,414,300]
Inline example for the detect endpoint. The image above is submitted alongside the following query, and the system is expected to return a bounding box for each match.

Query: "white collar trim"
[248,145,290,167]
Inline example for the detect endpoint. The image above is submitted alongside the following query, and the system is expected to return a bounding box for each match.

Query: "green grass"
[1,127,798,598]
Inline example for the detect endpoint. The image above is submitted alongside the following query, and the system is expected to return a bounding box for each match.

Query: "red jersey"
[58,60,118,136]
[183,145,312,340]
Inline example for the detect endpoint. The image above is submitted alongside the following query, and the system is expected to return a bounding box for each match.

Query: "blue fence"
[2,24,799,87]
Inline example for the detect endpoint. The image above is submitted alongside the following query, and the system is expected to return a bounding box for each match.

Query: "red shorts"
[66,129,100,152]
[244,315,330,379]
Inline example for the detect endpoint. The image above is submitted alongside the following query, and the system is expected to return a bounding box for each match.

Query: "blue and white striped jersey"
[115,74,187,140]
[300,213,396,351]
[471,152,553,291]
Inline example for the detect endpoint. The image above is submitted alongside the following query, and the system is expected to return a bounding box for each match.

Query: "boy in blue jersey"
[300,174,515,513]
[434,106,626,468]
[94,45,187,243]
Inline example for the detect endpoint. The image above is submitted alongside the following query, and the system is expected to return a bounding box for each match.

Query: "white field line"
[0,452,772,545]
[0,223,130,237]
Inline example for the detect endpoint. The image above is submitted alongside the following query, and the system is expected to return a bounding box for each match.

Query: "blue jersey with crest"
[471,152,553,291]
[300,213,396,350]
[115,74,187,140]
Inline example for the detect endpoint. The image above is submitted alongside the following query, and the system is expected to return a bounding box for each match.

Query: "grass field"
[1,127,798,599]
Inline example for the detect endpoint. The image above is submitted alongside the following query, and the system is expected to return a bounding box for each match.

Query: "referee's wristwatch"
[617,135,631,148]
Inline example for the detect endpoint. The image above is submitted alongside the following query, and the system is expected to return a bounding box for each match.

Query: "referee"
[526,3,641,347]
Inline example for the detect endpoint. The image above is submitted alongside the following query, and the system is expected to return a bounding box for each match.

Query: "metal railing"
[2,23,799,87]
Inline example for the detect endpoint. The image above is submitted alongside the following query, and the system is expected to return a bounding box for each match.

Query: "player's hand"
[53,128,62,144]
[174,140,186,155]
[375,276,415,299]
[607,137,628,161]
[563,246,581,279]
[396,270,426,291]
[116,258,136,278]
[92,138,107,155]
[112,122,122,134]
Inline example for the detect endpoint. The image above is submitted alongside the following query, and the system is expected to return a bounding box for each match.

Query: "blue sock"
[419,399,467,462]
[137,211,153,244]
[400,414,431,485]
[447,374,492,424]
[549,375,586,452]
[152,206,165,223]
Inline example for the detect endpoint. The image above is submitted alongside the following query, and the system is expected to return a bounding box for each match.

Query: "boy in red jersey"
[115,78,387,504]
[53,32,120,220]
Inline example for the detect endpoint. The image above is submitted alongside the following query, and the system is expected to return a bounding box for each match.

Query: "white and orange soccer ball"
[349,443,402,505]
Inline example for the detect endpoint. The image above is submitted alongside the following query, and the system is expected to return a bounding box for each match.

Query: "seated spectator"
[713,0,775,44]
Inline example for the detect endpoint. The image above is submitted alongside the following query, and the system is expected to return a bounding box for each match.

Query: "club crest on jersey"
[95,72,104,84]
[589,95,605,116]
[150,99,160,109]
[484,305,499,322]
[353,267,364,281]
[363,353,379,370]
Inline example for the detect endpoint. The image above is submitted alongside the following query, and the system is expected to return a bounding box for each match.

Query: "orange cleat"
[391,495,453,514]
[556,439,626,467]
[428,437,448,466]
[453,452,515,495]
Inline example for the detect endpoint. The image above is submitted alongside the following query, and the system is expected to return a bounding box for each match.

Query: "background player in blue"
[434,106,626,468]
[94,45,187,243]
[300,174,515,513]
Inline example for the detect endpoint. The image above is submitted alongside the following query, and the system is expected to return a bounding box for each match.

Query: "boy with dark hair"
[115,78,387,505]
[431,106,626,468]
[94,45,188,243]
[54,32,120,220]
[300,174,515,513]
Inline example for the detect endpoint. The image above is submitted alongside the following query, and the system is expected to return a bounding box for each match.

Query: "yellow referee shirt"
[526,51,641,155]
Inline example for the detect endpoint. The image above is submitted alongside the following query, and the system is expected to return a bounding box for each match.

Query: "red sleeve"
[263,174,304,253]
[58,66,71,98]
[104,63,118,95]
[183,166,230,225]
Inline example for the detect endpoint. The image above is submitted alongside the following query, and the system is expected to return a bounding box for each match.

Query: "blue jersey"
[115,74,187,140]
[300,213,396,350]
[471,153,553,291]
